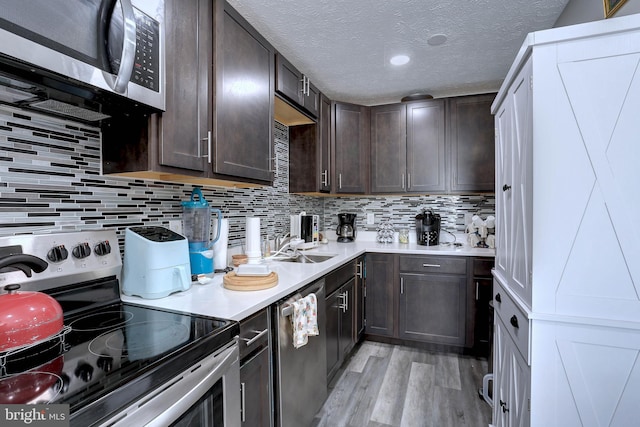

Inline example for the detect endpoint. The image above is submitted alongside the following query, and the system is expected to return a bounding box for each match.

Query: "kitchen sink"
[272,253,336,263]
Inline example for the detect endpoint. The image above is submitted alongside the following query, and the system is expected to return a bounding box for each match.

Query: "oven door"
[100,341,240,426]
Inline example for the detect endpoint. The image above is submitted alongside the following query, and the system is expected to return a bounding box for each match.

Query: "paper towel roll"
[246,217,261,262]
[213,218,229,270]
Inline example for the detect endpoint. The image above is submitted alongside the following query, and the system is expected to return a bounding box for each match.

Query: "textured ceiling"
[226,0,570,105]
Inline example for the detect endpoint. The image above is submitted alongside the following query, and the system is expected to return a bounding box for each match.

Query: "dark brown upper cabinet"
[447,94,496,193]
[276,53,320,118]
[407,100,447,193]
[370,100,446,194]
[102,0,212,180]
[318,95,331,193]
[214,2,274,183]
[332,101,370,194]
[155,0,212,174]
[370,95,495,195]
[370,103,407,193]
[102,0,275,187]
[288,94,331,193]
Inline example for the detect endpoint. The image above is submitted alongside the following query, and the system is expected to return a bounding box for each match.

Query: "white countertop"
[120,234,494,322]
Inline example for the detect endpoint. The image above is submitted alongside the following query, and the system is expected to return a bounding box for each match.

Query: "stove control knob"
[72,242,91,259]
[94,240,112,256]
[58,373,71,394]
[47,245,69,262]
[74,362,94,382]
[97,356,114,372]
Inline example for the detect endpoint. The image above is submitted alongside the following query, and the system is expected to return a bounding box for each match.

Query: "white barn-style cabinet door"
[492,13,640,427]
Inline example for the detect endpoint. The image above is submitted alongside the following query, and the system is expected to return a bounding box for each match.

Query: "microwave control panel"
[133,7,160,92]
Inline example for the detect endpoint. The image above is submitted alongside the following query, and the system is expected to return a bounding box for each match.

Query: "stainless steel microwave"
[0,0,164,120]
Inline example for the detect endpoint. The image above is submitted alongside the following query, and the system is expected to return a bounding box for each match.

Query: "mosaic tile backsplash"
[0,104,494,254]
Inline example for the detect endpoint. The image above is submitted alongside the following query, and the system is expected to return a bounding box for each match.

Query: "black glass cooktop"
[0,300,239,423]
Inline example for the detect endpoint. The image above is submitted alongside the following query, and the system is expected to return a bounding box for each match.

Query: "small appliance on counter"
[121,226,191,299]
[336,213,357,242]
[415,209,441,246]
[290,212,320,249]
[181,187,223,275]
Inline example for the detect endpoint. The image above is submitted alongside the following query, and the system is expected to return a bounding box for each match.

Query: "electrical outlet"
[367,212,375,225]
[168,220,182,235]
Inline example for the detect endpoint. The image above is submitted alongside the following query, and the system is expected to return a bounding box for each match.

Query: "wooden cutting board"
[223,271,278,291]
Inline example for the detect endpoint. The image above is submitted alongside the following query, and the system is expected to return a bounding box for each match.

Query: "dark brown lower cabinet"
[471,257,494,356]
[326,279,355,383]
[240,347,271,426]
[365,253,482,350]
[239,308,272,426]
[364,253,396,337]
[354,255,366,341]
[399,273,466,345]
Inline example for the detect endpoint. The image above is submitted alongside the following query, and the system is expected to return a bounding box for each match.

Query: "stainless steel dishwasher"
[273,278,327,427]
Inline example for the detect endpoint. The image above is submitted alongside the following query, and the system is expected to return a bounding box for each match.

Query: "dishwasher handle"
[280,280,325,317]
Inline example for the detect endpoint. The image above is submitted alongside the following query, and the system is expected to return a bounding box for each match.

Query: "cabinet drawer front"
[494,279,529,363]
[472,257,494,277]
[239,308,270,360]
[400,255,466,274]
[326,260,355,295]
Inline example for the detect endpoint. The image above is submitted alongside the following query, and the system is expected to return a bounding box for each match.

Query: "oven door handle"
[100,343,240,427]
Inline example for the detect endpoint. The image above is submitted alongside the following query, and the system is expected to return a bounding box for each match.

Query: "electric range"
[0,230,239,426]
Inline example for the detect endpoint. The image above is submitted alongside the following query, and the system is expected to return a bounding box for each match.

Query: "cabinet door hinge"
[529,75,533,91]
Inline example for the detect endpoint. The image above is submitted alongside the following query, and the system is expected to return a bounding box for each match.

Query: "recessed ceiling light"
[390,55,410,66]
[427,34,447,46]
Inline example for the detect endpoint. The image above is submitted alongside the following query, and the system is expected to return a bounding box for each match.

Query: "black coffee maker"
[336,213,356,242]
[415,209,441,246]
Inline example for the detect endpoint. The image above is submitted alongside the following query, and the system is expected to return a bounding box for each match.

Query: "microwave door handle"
[111,0,136,93]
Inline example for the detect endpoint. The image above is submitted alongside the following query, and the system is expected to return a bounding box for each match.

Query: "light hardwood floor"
[312,341,492,427]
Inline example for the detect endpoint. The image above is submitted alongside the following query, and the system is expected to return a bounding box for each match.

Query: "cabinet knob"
[502,184,512,191]
[510,315,519,329]
[495,293,502,303]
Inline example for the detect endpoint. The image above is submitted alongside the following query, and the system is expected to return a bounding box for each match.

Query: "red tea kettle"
[0,355,64,403]
[0,254,63,352]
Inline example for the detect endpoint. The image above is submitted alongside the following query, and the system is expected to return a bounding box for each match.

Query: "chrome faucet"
[275,232,291,252]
